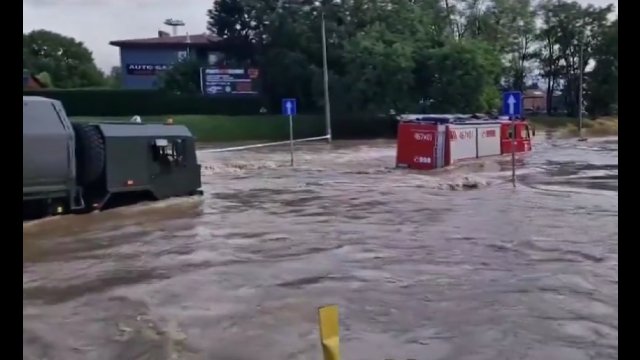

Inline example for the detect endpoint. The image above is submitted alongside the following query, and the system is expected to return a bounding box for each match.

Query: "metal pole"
[511,119,516,188]
[321,11,333,143]
[578,32,585,140]
[289,115,294,166]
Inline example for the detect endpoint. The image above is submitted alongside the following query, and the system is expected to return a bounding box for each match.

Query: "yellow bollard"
[318,305,341,360]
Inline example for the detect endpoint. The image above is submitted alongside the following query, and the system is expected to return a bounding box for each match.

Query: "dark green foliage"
[23,89,265,117]
[25,0,618,120]
[23,29,105,88]
[157,58,205,95]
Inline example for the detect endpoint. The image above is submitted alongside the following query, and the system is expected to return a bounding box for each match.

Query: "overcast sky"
[24,0,617,72]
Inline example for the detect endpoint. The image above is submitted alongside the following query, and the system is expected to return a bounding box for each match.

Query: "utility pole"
[578,31,586,141]
[321,11,333,143]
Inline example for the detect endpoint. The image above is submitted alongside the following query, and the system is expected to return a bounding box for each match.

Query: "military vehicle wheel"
[72,123,105,185]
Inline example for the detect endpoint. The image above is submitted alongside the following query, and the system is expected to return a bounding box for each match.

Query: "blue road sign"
[502,91,522,117]
[282,98,297,116]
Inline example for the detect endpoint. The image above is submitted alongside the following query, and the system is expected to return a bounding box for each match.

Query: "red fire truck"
[396,115,533,171]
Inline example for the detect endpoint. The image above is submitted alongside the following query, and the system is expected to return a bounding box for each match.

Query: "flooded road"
[23,137,618,360]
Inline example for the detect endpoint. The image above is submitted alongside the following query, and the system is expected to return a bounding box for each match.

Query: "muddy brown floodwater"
[23,137,618,360]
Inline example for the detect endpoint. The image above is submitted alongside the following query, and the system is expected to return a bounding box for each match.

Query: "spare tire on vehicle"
[72,123,105,186]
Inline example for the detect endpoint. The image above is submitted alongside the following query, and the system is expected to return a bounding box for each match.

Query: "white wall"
[476,124,501,157]
[448,125,477,161]
[448,124,502,161]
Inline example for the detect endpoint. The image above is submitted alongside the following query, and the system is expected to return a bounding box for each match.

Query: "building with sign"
[109,31,227,89]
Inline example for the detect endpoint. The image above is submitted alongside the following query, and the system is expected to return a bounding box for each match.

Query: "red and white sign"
[413,156,432,164]
[414,132,433,142]
[396,124,438,170]
[481,129,497,138]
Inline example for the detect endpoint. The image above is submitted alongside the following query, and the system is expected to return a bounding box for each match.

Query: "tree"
[534,0,614,115]
[23,29,105,89]
[158,58,204,95]
[202,0,618,117]
[343,22,417,113]
[534,0,563,114]
[498,0,537,91]
[587,18,617,116]
[424,41,502,113]
[105,66,122,88]
[454,0,537,91]
[206,0,282,63]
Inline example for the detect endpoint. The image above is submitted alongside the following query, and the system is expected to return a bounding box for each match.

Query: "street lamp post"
[273,1,333,142]
[578,31,586,141]
[321,11,332,142]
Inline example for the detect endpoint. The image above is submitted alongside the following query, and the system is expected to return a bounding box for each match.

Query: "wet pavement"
[23,137,618,360]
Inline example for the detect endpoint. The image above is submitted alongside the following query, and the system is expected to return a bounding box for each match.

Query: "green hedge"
[332,114,398,139]
[23,89,266,117]
[71,114,398,142]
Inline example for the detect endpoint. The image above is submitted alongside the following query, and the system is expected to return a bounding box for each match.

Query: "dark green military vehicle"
[23,96,202,220]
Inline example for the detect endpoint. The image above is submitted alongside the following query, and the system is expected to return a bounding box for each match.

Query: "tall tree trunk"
[443,0,457,39]
[546,78,553,115]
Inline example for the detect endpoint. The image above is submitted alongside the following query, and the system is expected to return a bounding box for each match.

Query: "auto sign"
[126,64,170,75]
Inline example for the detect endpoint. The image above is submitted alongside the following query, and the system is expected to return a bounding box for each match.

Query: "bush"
[332,114,398,139]
[24,89,399,140]
[23,89,267,117]
[71,113,398,142]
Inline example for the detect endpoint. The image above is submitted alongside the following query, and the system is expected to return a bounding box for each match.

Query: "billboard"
[125,64,171,76]
[199,67,260,97]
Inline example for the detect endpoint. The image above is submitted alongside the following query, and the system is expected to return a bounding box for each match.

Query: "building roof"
[524,89,545,97]
[110,33,221,48]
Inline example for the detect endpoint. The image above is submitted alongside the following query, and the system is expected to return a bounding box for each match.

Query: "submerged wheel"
[72,123,105,186]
